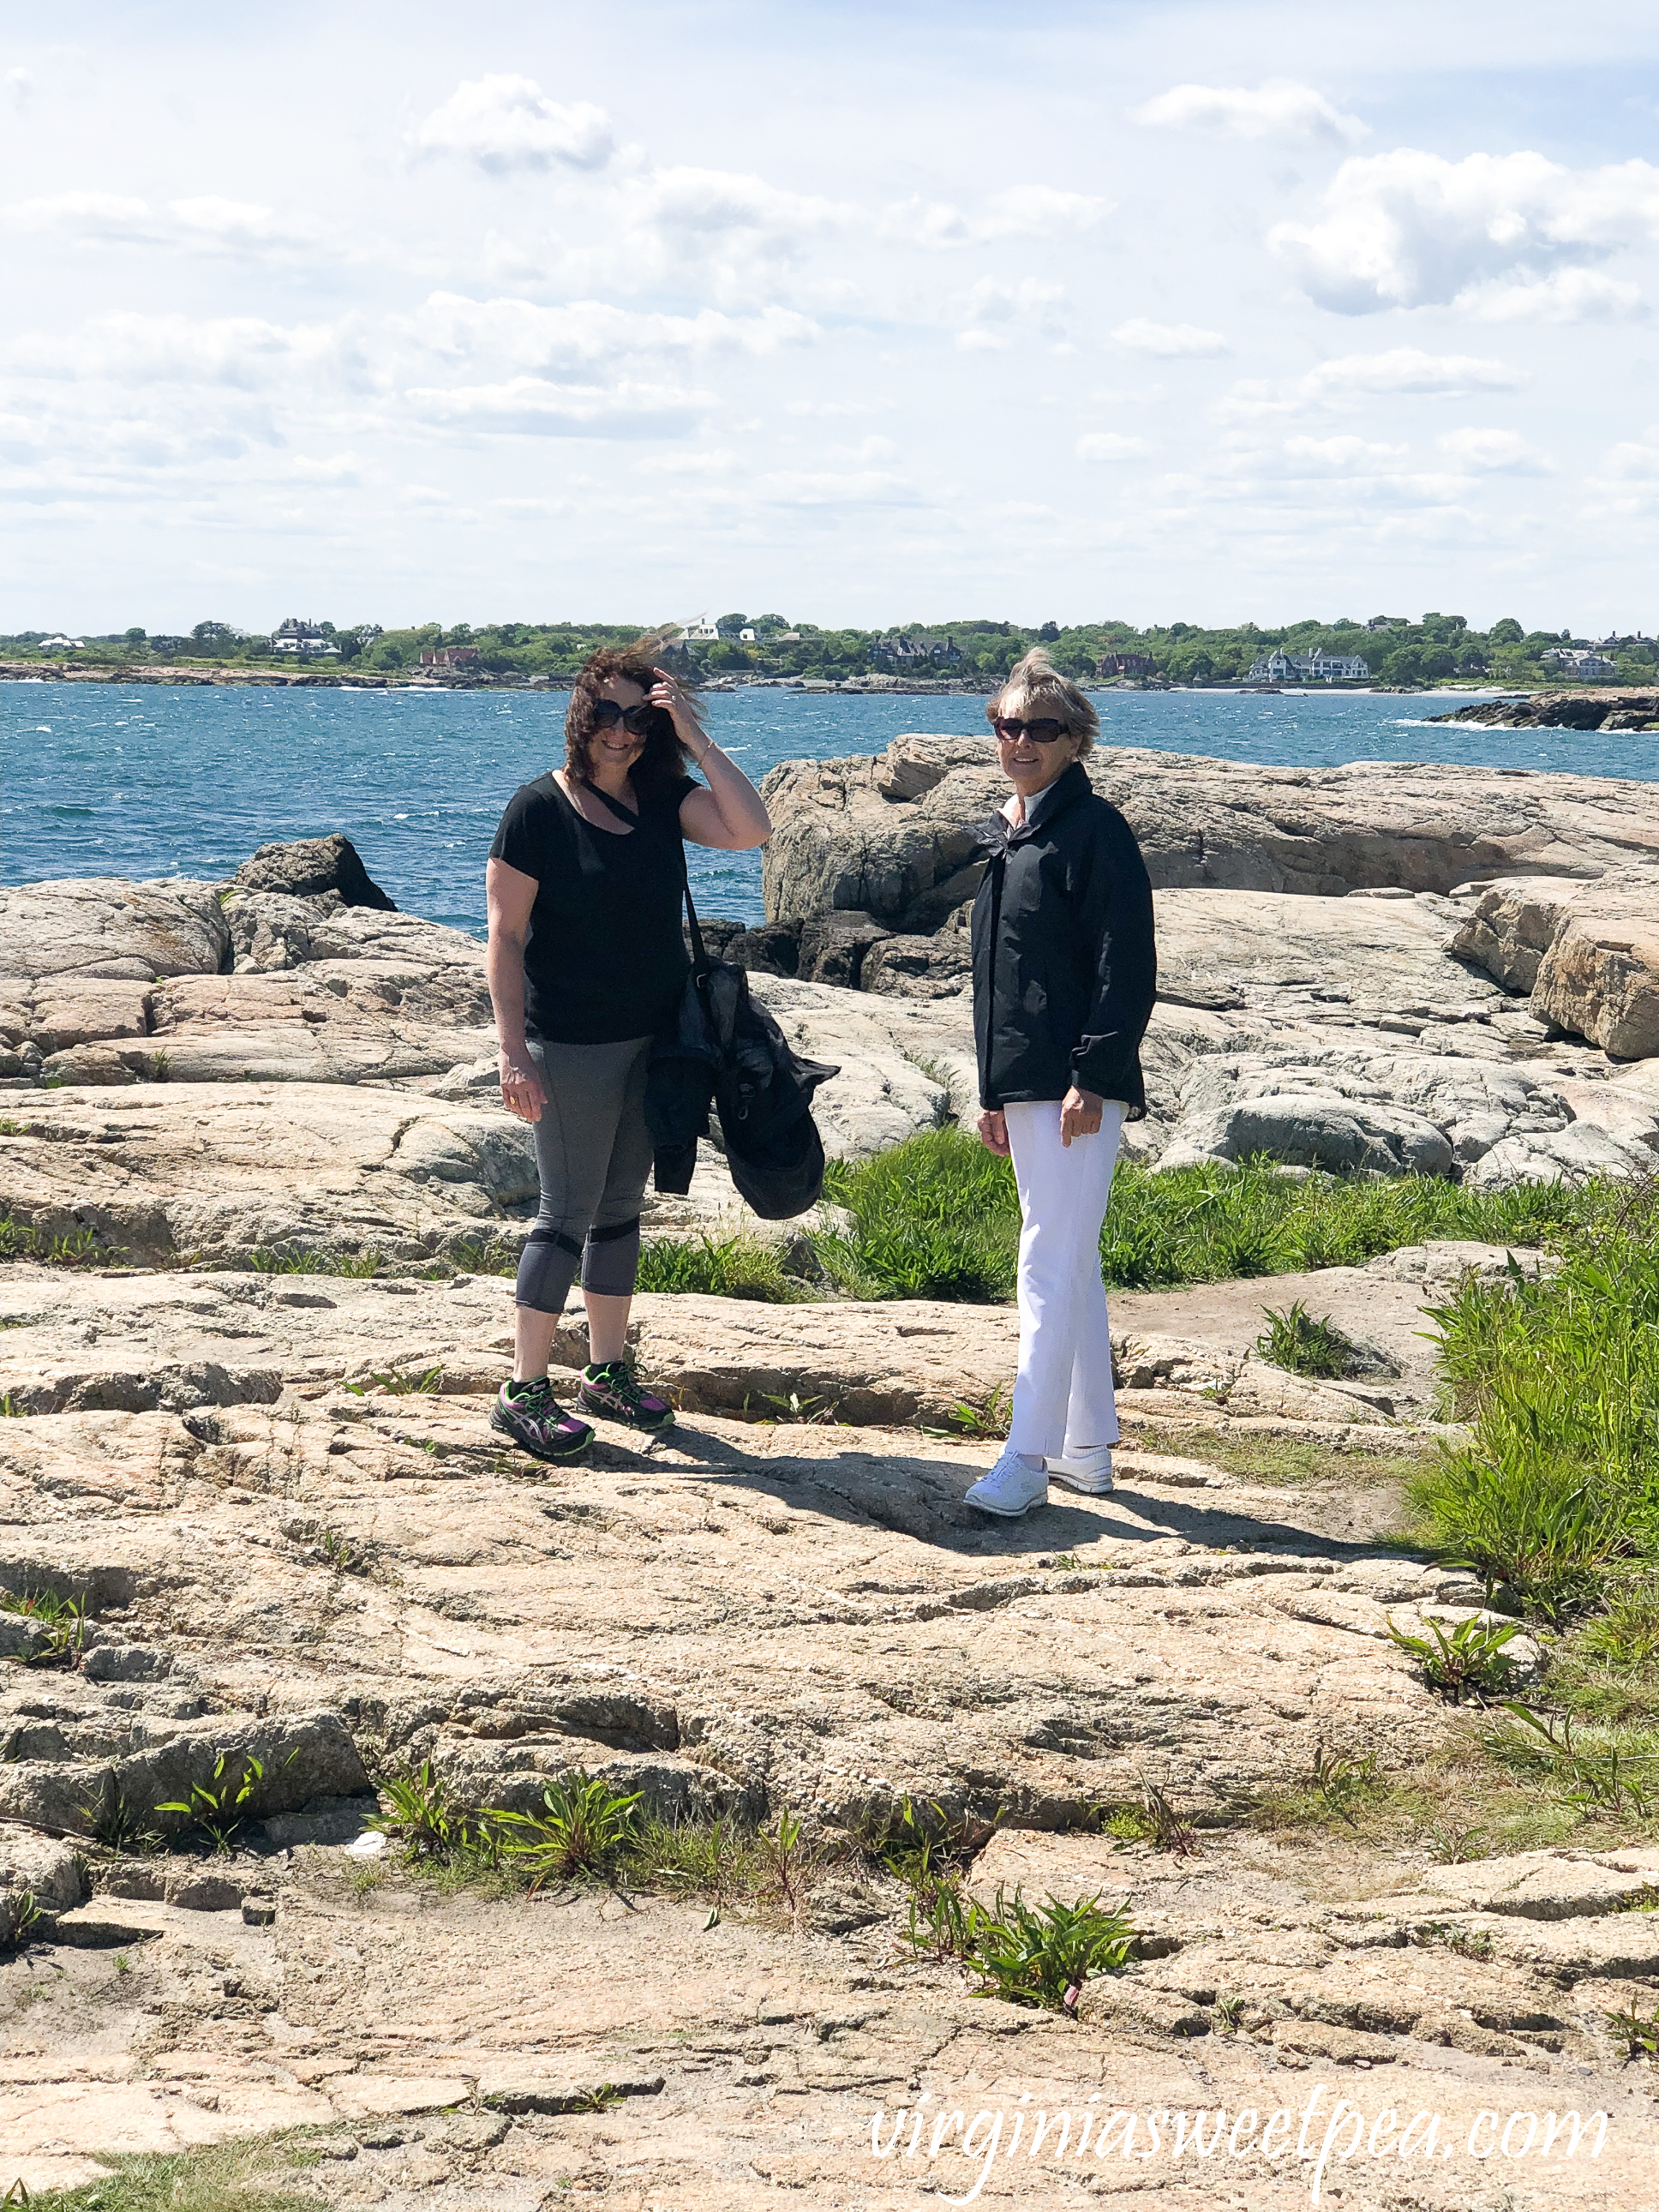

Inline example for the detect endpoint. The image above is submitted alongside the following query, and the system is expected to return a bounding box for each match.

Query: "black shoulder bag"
[580,779,839,1218]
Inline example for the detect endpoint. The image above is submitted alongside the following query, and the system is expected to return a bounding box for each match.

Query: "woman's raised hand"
[650,668,706,758]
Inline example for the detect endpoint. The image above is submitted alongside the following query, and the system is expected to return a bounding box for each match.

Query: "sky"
[3,0,1659,633]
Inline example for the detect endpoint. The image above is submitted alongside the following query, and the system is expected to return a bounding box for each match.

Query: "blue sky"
[3,1,1659,632]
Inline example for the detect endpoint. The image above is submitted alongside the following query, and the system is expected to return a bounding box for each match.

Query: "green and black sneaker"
[577,1358,675,1434]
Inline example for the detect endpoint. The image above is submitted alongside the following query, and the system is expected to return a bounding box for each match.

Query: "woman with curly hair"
[485,641,771,1462]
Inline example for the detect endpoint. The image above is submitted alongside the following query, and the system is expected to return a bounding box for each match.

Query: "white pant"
[1004,1098,1124,1460]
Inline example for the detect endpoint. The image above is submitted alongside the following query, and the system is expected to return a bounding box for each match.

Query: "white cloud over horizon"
[0,9,1656,626]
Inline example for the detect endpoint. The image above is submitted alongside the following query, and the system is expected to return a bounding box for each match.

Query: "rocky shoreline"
[3,752,1659,2203]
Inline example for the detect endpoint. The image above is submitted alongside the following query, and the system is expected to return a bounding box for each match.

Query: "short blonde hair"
[985,647,1099,755]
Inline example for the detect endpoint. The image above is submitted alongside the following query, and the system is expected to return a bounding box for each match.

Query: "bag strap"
[579,776,710,977]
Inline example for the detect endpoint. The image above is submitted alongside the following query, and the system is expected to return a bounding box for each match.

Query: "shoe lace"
[590,1359,645,1409]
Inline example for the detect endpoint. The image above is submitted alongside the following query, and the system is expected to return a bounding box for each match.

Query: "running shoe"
[964,1448,1049,1517]
[577,1358,675,1433]
[1045,1445,1115,1495]
[490,1377,592,1463]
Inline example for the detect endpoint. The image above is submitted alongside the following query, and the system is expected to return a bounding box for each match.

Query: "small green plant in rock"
[1212,1994,1244,2035]
[1606,1999,1659,2058]
[924,1385,1013,1442]
[1138,1780,1201,1856]
[636,1233,806,1303]
[368,1761,486,1864]
[1387,1612,1524,1702]
[567,2083,624,2114]
[77,1779,154,1855]
[1255,1300,1352,1378]
[2,1588,89,1667]
[156,1753,266,1854]
[1311,1745,1381,1825]
[1485,1701,1658,1817]
[1423,1821,1488,1865]
[494,1771,643,1887]
[3,1891,43,1946]
[1412,1920,1494,1960]
[965,1885,1137,2012]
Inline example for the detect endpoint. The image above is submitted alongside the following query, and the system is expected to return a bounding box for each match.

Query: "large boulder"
[1452,868,1659,1058]
[0,878,229,981]
[1164,1092,1455,1177]
[761,734,1659,925]
[231,833,396,910]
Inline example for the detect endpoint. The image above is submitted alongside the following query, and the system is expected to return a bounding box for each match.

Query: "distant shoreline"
[0,658,1519,700]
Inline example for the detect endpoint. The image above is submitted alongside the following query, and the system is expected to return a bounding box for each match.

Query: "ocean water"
[1,680,1654,932]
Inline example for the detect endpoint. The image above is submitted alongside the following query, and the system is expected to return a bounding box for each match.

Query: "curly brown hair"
[563,634,703,794]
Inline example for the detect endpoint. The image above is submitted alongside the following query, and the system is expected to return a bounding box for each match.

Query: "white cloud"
[1437,426,1553,473]
[5,69,30,107]
[1470,268,1646,322]
[956,277,1067,351]
[404,377,708,437]
[1303,348,1523,399]
[410,292,818,375]
[1111,317,1228,357]
[1077,432,1150,460]
[1269,149,1659,314]
[3,191,337,264]
[1214,348,1523,423]
[1283,435,1408,467]
[406,75,615,172]
[878,185,1106,249]
[0,310,371,391]
[1134,79,1366,146]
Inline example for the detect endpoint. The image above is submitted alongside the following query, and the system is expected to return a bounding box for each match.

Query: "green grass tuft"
[635,1233,809,1302]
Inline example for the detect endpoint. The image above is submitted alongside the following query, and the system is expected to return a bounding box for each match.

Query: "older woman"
[963,649,1157,1517]
[485,643,770,1462]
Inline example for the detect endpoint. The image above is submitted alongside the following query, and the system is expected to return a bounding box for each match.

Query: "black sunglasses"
[592,698,656,735]
[992,716,1069,743]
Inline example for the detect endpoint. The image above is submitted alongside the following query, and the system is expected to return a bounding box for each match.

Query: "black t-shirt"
[489,771,697,1042]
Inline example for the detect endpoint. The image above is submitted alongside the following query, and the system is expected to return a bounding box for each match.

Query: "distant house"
[1365,616,1409,632]
[1096,651,1156,678]
[872,633,962,666]
[271,618,340,658]
[1246,647,1370,683]
[678,616,720,642]
[39,634,85,650]
[773,631,802,644]
[739,627,758,643]
[419,645,482,669]
[1542,647,1617,680]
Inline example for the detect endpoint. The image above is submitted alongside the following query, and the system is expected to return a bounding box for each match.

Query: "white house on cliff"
[1246,646,1369,683]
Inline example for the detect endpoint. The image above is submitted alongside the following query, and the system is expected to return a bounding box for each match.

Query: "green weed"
[1255,1300,1352,1379]
[343,1365,442,1397]
[15,2134,324,2211]
[248,1246,385,1278]
[1311,1745,1381,1825]
[962,1885,1138,2012]
[1606,1999,1659,2058]
[923,1384,1013,1442]
[1386,1612,1524,1702]
[76,1779,154,1856]
[1,1588,88,1666]
[635,1234,807,1302]
[494,1771,643,1887]
[368,1761,496,1867]
[0,1218,111,1267]
[156,1752,267,1854]
[1409,1225,1659,1622]
[1413,1920,1493,1960]
[1482,1701,1659,1818]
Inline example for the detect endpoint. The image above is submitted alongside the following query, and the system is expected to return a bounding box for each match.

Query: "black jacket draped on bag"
[969,759,1158,1115]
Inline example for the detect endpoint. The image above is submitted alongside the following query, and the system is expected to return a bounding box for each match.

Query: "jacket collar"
[973,758,1091,853]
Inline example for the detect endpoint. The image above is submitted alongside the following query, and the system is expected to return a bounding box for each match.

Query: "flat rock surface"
[0,1377,1647,2208]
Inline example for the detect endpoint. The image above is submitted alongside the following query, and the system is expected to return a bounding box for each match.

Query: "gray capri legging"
[515,1035,655,1315]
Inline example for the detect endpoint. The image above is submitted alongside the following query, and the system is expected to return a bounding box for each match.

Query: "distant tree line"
[1,611,1653,687]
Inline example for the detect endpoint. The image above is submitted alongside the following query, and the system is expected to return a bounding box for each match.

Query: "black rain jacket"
[969,759,1157,1115]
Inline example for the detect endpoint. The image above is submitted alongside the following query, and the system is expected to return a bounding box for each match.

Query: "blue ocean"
[1,682,1652,932]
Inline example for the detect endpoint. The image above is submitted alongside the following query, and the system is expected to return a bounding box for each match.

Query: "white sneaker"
[964,1448,1050,1518]
[1045,1445,1115,1495]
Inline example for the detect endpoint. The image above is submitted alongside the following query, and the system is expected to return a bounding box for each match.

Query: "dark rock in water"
[233,834,396,911]
[725,920,800,977]
[795,909,891,988]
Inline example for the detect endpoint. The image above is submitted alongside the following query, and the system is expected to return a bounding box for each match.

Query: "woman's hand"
[500,1049,548,1124]
[651,668,708,762]
[977,1107,1009,1156]
[1059,1086,1105,1146]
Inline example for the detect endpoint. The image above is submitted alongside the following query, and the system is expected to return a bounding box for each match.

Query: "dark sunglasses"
[592,698,656,735]
[992,716,1069,743]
